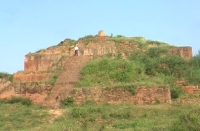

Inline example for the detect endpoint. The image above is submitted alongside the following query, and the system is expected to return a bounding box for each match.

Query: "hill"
[0,30,199,108]
[1,30,200,130]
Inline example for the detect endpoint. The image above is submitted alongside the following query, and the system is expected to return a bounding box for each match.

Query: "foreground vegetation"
[0,97,49,131]
[0,97,200,131]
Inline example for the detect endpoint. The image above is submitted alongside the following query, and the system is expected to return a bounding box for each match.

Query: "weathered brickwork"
[13,72,53,82]
[68,86,171,105]
[4,31,193,107]
[169,46,192,60]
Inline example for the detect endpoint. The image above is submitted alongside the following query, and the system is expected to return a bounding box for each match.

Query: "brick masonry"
[14,40,193,84]
[67,86,171,105]
[13,72,53,82]
[169,46,192,60]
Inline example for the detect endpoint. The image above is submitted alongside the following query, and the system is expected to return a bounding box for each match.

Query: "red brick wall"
[13,72,53,82]
[169,46,192,60]
[68,86,171,105]
[183,86,199,94]
[24,54,63,71]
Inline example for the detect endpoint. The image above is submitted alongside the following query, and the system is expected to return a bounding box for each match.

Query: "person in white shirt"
[74,44,79,56]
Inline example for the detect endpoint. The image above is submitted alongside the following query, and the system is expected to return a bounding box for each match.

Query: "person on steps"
[74,44,79,56]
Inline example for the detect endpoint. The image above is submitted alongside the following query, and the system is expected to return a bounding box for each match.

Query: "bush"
[145,59,160,76]
[7,97,32,106]
[147,47,168,58]
[170,86,184,99]
[185,68,200,86]
[47,74,59,86]
[129,53,160,76]
[71,108,88,118]
[191,50,200,68]
[159,55,188,78]
[130,52,188,78]
[126,85,137,95]
[185,51,200,85]
[61,97,74,106]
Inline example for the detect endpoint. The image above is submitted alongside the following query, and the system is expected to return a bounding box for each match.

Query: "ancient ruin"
[98,30,107,36]
[0,30,195,108]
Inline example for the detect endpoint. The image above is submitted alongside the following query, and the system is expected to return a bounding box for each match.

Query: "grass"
[1,101,199,131]
[43,103,200,131]
[0,103,49,131]
[46,73,59,86]
[77,55,186,88]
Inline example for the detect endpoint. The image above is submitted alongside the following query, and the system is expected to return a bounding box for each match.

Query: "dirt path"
[48,109,65,123]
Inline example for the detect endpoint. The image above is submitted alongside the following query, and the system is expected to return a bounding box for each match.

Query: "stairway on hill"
[42,55,93,108]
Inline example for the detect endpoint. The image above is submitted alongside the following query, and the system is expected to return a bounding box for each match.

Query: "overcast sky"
[0,0,200,74]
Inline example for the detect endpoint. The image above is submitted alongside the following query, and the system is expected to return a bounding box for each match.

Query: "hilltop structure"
[0,30,194,108]
[98,30,107,36]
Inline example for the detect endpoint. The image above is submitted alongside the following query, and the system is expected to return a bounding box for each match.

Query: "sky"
[0,0,200,74]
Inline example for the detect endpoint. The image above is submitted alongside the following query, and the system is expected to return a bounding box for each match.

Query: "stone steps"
[42,55,93,108]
